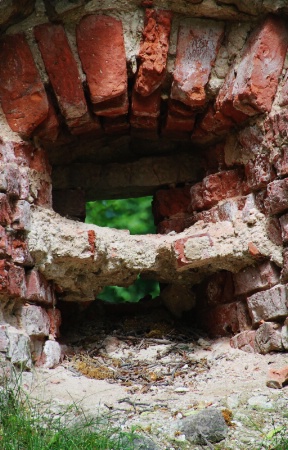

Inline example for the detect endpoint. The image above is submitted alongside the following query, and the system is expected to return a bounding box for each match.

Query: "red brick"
[165,112,195,133]
[92,92,128,117]
[198,301,250,337]
[47,308,62,338]
[266,217,282,246]
[77,15,127,103]
[157,216,194,234]
[35,24,87,125]
[230,330,256,353]
[197,104,234,136]
[264,179,288,215]
[171,20,224,108]
[216,69,249,123]
[233,261,280,296]
[0,33,48,137]
[266,365,288,389]
[255,322,283,354]
[0,226,9,257]
[233,16,288,116]
[0,194,11,225]
[34,180,52,208]
[7,263,26,299]
[247,284,288,326]
[130,115,158,130]
[245,154,275,190]
[26,269,55,306]
[103,116,129,134]
[132,88,161,118]
[152,186,191,223]
[135,9,172,96]
[11,200,31,231]
[190,169,244,211]
[205,271,234,305]
[34,95,60,142]
[0,163,20,198]
[271,145,288,177]
[9,237,33,266]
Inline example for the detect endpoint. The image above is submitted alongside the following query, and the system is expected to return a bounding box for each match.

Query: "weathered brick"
[20,304,50,337]
[8,263,26,298]
[9,237,33,266]
[152,186,191,223]
[0,33,48,137]
[190,170,244,211]
[171,20,224,108]
[11,200,31,231]
[34,180,52,208]
[77,15,127,105]
[264,179,288,215]
[130,115,158,130]
[205,271,234,305]
[247,284,288,326]
[233,261,280,296]
[198,301,250,337]
[26,269,55,306]
[266,365,288,389]
[245,155,275,190]
[232,16,288,116]
[92,92,128,117]
[196,104,234,135]
[216,69,248,124]
[135,9,172,96]
[47,308,62,339]
[266,217,282,246]
[271,145,288,177]
[0,226,9,257]
[131,88,161,118]
[281,248,288,282]
[0,194,11,225]
[230,330,256,353]
[0,163,20,198]
[165,112,195,133]
[157,216,195,234]
[254,322,283,354]
[34,23,88,129]
[34,95,60,142]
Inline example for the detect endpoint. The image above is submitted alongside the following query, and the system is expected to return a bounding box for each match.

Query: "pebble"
[248,395,274,410]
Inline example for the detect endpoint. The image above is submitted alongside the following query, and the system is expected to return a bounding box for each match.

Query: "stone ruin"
[0,0,288,370]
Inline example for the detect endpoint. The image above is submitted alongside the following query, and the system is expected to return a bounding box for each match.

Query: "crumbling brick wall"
[0,0,288,369]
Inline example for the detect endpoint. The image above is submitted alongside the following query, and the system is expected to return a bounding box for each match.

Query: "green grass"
[0,374,140,450]
[257,423,288,450]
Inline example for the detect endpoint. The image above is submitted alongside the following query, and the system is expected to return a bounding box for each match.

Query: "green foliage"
[85,196,155,235]
[85,197,159,303]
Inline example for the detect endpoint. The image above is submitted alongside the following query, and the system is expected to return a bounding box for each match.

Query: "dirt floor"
[22,301,288,449]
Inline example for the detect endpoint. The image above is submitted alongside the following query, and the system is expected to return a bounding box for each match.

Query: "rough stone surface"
[177,408,228,444]
[230,330,256,353]
[0,34,48,137]
[40,340,61,369]
[254,322,283,354]
[20,304,50,337]
[233,261,280,296]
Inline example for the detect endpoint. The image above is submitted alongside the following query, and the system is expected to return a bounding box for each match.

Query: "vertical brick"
[171,20,224,108]
[26,269,55,306]
[232,16,288,116]
[0,33,48,137]
[77,15,127,108]
[135,9,172,96]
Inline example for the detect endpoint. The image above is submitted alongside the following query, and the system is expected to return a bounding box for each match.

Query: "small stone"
[41,340,61,369]
[178,408,228,444]
[247,395,274,410]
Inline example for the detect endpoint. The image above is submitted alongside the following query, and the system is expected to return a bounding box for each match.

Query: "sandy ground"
[20,305,288,449]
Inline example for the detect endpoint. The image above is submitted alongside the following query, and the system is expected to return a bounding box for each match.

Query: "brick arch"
[0,6,288,367]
